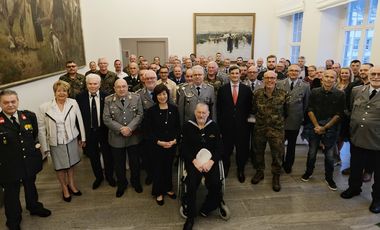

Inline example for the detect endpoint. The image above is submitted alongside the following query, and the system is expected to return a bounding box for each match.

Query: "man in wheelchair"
[181,103,223,230]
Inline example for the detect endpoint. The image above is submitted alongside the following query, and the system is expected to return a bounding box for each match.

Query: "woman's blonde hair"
[53,80,70,93]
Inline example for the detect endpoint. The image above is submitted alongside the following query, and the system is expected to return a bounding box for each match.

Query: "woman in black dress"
[144,84,180,205]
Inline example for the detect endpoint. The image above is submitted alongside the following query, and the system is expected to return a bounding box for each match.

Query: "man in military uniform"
[0,90,51,230]
[124,62,141,92]
[59,60,86,98]
[177,65,216,125]
[97,57,117,95]
[341,66,380,213]
[251,71,288,192]
[137,70,157,185]
[277,64,310,174]
[103,79,144,197]
[204,61,228,96]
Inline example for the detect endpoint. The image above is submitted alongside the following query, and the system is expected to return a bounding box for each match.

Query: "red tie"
[232,84,238,105]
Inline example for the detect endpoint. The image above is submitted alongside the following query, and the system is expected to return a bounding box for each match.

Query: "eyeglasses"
[66,65,77,68]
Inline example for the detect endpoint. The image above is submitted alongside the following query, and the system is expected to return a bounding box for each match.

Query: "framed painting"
[194,13,255,61]
[0,0,86,89]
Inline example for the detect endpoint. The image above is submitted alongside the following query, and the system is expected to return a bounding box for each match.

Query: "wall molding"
[277,0,304,17]
[316,0,355,11]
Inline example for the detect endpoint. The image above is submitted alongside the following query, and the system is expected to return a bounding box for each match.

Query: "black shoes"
[30,207,52,217]
[340,188,361,199]
[62,193,71,202]
[134,184,143,193]
[301,173,312,182]
[238,171,245,183]
[116,184,128,198]
[325,178,337,191]
[251,171,264,184]
[341,168,350,175]
[183,217,194,230]
[107,178,117,187]
[283,166,292,174]
[167,192,177,200]
[92,179,103,190]
[272,175,281,192]
[156,196,164,206]
[369,200,380,214]
[68,187,82,196]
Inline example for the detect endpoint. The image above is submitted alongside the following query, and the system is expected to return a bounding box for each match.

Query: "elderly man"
[0,90,51,230]
[246,59,255,68]
[103,79,144,197]
[204,61,228,95]
[184,69,193,84]
[332,63,341,75]
[170,66,185,85]
[59,60,86,98]
[275,62,287,80]
[178,65,216,126]
[123,54,137,75]
[137,70,158,185]
[298,56,308,79]
[76,74,115,189]
[256,57,267,73]
[114,59,128,79]
[217,65,252,182]
[251,71,287,191]
[97,58,117,95]
[301,70,345,191]
[222,58,231,74]
[341,66,380,214]
[277,64,310,174]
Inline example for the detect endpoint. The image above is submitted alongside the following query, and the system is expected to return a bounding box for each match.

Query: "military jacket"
[59,73,86,99]
[103,92,143,148]
[0,111,42,183]
[98,70,117,95]
[252,88,288,131]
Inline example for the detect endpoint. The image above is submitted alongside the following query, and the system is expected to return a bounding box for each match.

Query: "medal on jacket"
[0,117,4,124]
[24,124,33,130]
[3,137,7,145]
[21,113,27,120]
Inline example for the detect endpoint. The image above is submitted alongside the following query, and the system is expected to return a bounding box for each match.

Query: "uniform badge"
[3,137,7,144]
[21,114,27,120]
[0,117,4,124]
[24,124,33,130]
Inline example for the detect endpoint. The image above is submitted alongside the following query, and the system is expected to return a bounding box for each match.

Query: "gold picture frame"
[193,13,255,61]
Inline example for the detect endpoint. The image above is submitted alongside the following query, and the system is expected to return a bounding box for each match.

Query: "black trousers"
[85,128,114,182]
[2,175,43,229]
[349,144,380,200]
[249,123,257,169]
[151,145,175,196]
[111,145,141,188]
[185,163,221,218]
[222,131,249,176]
[141,140,153,180]
[283,129,300,170]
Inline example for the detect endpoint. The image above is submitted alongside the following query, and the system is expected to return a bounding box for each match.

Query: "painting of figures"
[0,0,85,89]
[194,13,255,61]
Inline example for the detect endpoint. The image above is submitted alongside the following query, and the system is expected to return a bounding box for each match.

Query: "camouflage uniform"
[59,73,86,99]
[252,87,288,175]
[98,70,117,95]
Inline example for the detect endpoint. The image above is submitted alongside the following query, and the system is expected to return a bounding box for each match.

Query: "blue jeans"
[304,123,338,179]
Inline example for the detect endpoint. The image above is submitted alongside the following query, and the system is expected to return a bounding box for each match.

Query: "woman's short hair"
[152,84,170,104]
[53,80,70,93]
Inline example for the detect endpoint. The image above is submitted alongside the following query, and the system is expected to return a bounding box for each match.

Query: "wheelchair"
[177,157,231,220]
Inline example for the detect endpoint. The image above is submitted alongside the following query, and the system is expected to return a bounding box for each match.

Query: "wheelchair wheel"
[218,200,231,220]
[179,205,188,219]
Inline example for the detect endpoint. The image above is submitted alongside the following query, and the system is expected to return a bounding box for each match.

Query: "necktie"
[369,89,377,100]
[11,115,20,130]
[150,92,154,99]
[196,86,201,96]
[251,82,255,91]
[290,81,294,91]
[121,98,125,106]
[91,95,98,128]
[232,84,238,105]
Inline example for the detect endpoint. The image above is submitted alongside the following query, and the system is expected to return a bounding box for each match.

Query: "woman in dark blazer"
[144,84,180,205]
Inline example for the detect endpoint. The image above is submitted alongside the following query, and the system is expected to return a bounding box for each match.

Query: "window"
[342,0,378,66]
[290,12,303,64]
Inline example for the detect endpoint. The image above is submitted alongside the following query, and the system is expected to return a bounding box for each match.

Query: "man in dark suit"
[76,74,115,190]
[341,66,380,214]
[217,65,252,183]
[297,56,309,80]
[0,90,51,230]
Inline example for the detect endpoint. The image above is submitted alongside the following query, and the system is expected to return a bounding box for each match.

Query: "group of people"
[0,52,379,230]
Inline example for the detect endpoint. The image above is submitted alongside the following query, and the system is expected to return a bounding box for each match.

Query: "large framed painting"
[194,13,255,61]
[0,0,85,89]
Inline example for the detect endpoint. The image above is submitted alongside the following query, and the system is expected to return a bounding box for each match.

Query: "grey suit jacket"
[277,79,310,130]
[177,83,216,124]
[138,88,155,111]
[350,85,380,150]
[103,93,143,148]
[242,79,264,93]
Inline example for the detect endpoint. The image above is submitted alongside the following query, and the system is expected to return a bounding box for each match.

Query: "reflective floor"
[1,145,379,230]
